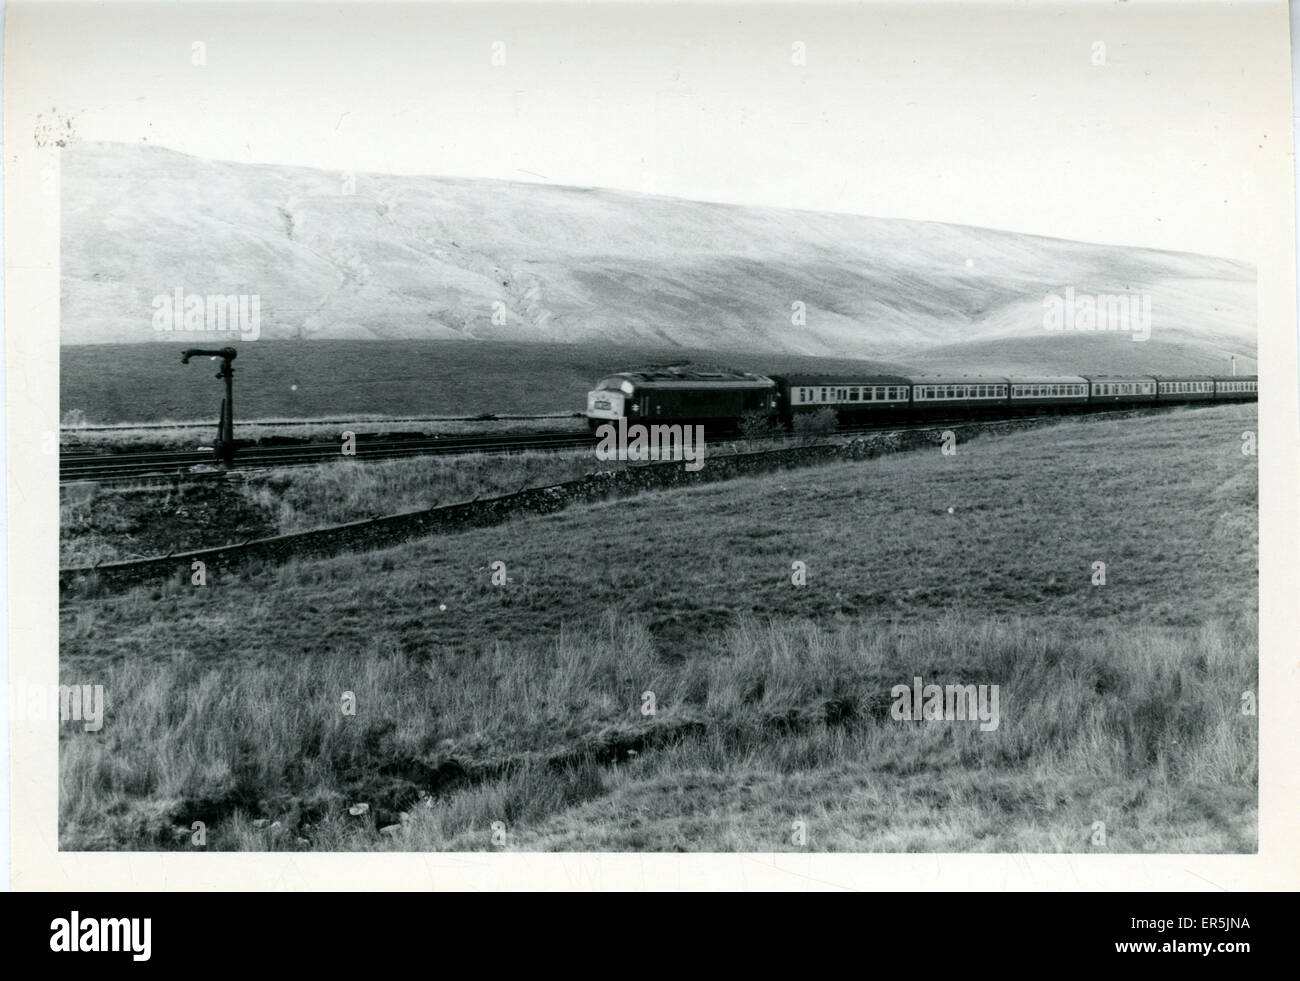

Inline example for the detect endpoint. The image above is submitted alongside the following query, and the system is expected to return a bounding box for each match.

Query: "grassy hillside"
[60,403,1257,851]
[62,142,1255,360]
[904,332,1255,377]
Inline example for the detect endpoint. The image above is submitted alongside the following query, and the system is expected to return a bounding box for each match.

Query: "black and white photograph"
[5,0,1299,891]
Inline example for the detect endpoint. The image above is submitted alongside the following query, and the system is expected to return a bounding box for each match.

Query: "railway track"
[60,430,594,484]
[59,402,1203,486]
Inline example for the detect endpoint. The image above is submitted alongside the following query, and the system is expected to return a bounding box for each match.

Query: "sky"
[6,1,1292,262]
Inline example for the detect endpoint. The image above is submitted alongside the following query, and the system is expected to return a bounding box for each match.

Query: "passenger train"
[584,364,1256,431]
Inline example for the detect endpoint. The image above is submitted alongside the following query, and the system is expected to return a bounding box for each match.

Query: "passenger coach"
[1153,375,1215,402]
[1214,376,1257,399]
[908,375,1010,411]
[774,374,912,423]
[1084,376,1158,404]
[1008,376,1089,409]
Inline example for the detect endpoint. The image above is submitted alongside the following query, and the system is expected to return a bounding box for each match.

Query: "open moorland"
[60,339,919,426]
[59,402,1257,852]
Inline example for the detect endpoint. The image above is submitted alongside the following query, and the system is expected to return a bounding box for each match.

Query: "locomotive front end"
[586,375,635,430]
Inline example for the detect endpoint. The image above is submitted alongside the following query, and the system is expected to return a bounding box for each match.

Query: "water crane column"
[181,347,238,464]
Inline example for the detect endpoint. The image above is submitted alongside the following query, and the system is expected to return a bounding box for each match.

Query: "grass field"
[60,432,790,566]
[58,403,1257,851]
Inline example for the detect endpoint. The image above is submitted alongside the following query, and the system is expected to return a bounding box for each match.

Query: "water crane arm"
[181,347,238,368]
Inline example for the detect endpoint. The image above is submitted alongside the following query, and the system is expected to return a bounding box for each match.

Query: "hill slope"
[62,142,1256,359]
